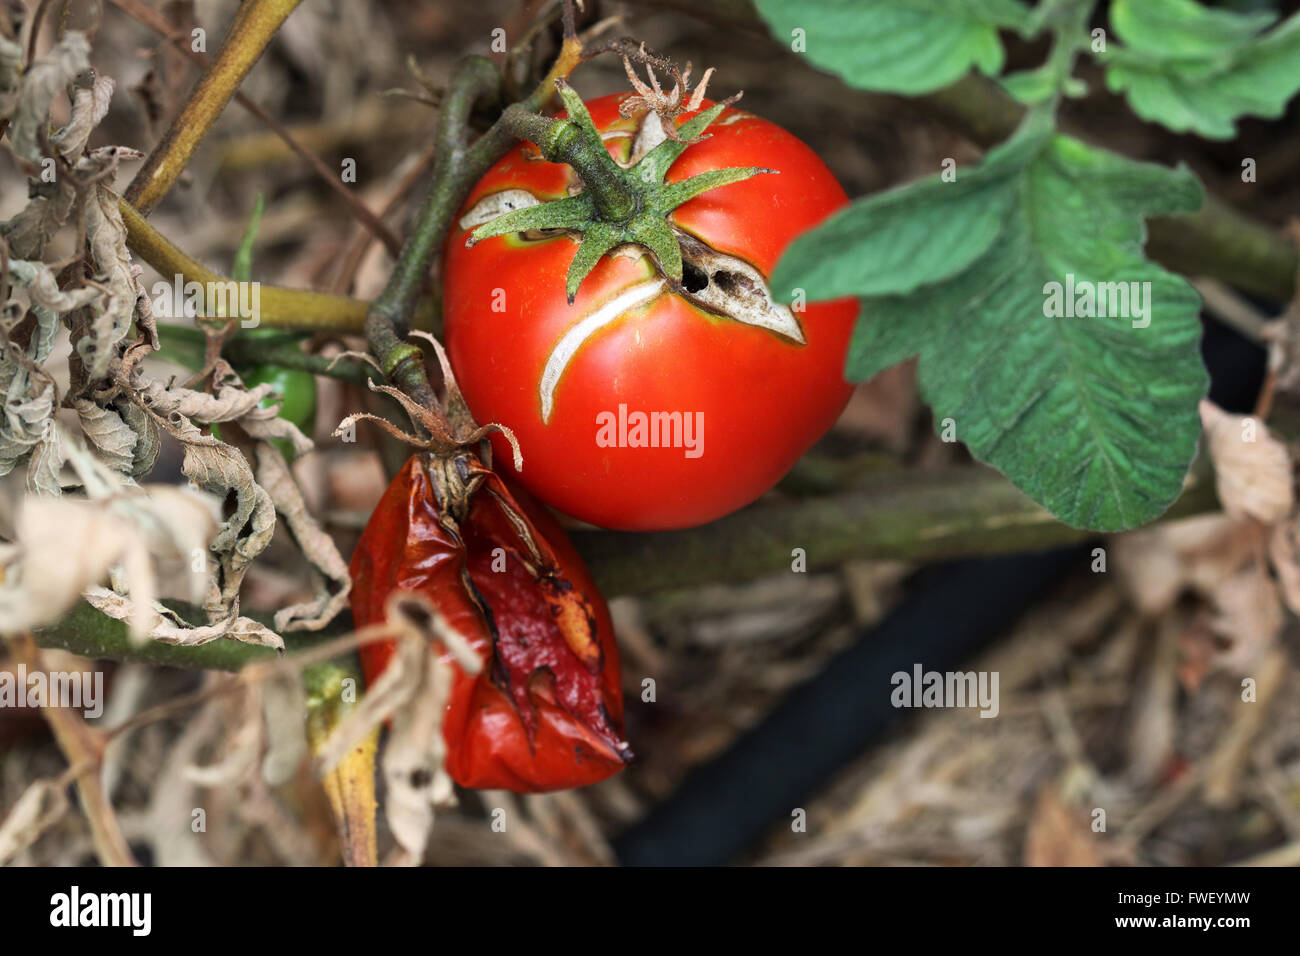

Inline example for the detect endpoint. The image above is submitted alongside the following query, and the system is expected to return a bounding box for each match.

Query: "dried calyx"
[468,79,775,304]
[333,332,521,523]
[618,44,716,143]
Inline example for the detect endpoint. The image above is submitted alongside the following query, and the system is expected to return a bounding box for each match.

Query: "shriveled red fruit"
[349,452,629,792]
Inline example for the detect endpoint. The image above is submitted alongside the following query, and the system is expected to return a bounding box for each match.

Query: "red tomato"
[349,453,629,792]
[443,93,857,530]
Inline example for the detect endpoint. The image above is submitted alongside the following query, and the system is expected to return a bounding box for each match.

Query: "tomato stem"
[118,198,420,333]
[362,36,585,414]
[470,84,772,303]
[124,0,306,215]
[502,101,640,224]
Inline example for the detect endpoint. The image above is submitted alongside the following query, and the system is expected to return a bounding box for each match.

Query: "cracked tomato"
[443,92,857,530]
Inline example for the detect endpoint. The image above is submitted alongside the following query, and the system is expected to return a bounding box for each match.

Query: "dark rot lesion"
[464,508,626,763]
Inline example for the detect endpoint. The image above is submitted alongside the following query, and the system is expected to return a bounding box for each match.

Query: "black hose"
[612,547,1087,866]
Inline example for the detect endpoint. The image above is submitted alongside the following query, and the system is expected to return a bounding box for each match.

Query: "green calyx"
[468,80,773,304]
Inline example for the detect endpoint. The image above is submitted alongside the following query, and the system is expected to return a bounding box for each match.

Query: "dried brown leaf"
[254,443,349,632]
[143,401,276,621]
[4,258,99,315]
[241,413,313,458]
[84,587,281,650]
[74,399,137,473]
[1113,514,1257,616]
[0,498,133,632]
[1209,563,1283,672]
[2,191,75,259]
[25,429,65,496]
[51,73,114,163]
[0,438,223,638]
[0,778,70,865]
[7,32,90,164]
[1199,399,1294,523]
[115,398,160,477]
[80,183,137,381]
[138,378,277,425]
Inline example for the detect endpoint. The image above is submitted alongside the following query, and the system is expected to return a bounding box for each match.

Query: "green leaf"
[1101,0,1300,139]
[999,66,1061,105]
[1000,66,1087,104]
[844,137,1207,531]
[1109,0,1275,57]
[232,193,264,284]
[770,107,1053,301]
[752,0,1035,95]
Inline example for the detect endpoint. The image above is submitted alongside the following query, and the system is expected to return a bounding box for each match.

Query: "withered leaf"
[144,404,277,620]
[0,778,70,865]
[7,32,90,165]
[115,398,160,477]
[2,191,76,260]
[254,442,349,632]
[80,183,137,381]
[51,72,114,163]
[1199,400,1294,524]
[5,258,100,317]
[0,373,55,479]
[241,413,313,459]
[25,429,64,496]
[74,399,138,473]
[138,377,278,425]
[82,587,284,650]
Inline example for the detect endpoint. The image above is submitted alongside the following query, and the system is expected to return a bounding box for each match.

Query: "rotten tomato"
[349,449,629,792]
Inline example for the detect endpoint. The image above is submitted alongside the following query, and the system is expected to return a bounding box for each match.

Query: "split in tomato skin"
[443,92,858,531]
[349,453,628,792]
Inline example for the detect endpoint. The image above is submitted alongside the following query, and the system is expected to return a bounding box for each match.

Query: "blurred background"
[2,0,1299,866]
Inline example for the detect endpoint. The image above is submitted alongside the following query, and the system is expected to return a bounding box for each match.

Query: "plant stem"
[1149,195,1300,305]
[224,336,380,386]
[363,36,582,399]
[304,655,379,867]
[501,103,636,221]
[119,197,437,333]
[155,322,382,385]
[33,458,1222,669]
[367,58,501,343]
[571,460,1219,596]
[7,634,138,867]
[34,600,326,670]
[124,0,305,215]
[364,56,503,407]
